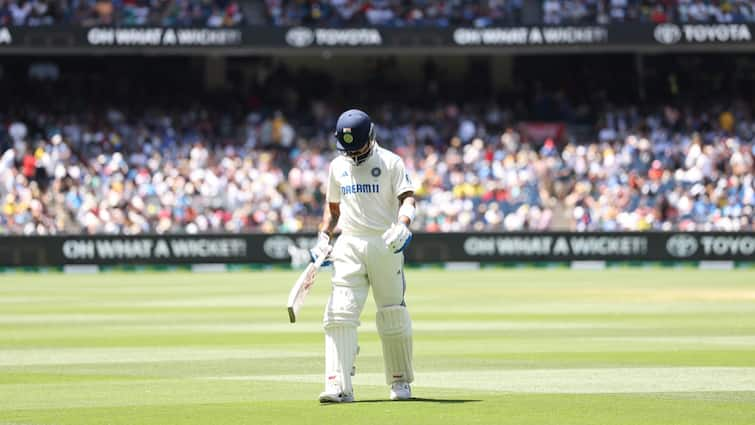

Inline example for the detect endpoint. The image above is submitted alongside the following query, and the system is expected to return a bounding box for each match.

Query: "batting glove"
[382,222,413,254]
[309,232,333,267]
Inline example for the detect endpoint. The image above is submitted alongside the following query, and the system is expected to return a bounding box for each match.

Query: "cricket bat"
[287,246,331,323]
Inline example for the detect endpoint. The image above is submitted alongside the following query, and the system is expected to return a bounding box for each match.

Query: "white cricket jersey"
[326,144,414,235]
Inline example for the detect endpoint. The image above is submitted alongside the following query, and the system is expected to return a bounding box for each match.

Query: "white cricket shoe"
[389,382,411,401]
[319,391,354,403]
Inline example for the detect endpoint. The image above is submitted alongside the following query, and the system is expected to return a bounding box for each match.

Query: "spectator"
[10,0,32,25]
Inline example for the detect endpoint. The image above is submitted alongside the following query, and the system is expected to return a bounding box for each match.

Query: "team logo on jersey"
[371,167,381,177]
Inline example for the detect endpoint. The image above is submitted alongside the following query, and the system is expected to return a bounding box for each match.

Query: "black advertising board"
[407,232,755,262]
[0,23,753,54]
[0,232,752,266]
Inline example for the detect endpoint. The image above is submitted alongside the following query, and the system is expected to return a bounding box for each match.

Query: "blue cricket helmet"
[334,109,375,165]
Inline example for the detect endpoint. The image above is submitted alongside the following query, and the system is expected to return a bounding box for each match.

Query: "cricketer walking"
[310,109,416,403]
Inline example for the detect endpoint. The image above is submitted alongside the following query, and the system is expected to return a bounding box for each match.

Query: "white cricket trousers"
[322,232,414,393]
[323,233,406,326]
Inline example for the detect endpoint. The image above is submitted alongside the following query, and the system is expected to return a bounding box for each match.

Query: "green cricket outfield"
[1,269,754,425]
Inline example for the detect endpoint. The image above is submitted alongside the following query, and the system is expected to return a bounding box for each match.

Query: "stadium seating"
[1,92,752,234]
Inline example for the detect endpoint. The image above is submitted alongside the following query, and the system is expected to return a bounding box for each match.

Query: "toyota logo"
[666,234,698,258]
[654,24,682,45]
[263,236,294,259]
[285,27,314,47]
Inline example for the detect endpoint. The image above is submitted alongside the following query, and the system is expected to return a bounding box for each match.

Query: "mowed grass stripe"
[0,347,320,366]
[5,332,755,352]
[3,320,726,333]
[3,394,755,425]
[209,366,755,393]
[5,349,755,385]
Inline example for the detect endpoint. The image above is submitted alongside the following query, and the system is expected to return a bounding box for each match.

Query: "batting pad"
[324,324,358,394]
[376,305,414,385]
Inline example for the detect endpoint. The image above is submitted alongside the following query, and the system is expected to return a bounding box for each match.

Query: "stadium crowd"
[1,95,753,234]
[543,0,755,24]
[271,0,755,26]
[269,0,755,26]
[3,0,755,27]
[0,0,244,27]
[265,0,524,27]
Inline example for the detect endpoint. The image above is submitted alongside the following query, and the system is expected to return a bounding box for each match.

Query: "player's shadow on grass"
[348,398,481,404]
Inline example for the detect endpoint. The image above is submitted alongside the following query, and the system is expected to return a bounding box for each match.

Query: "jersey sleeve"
[393,158,414,197]
[326,161,340,203]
